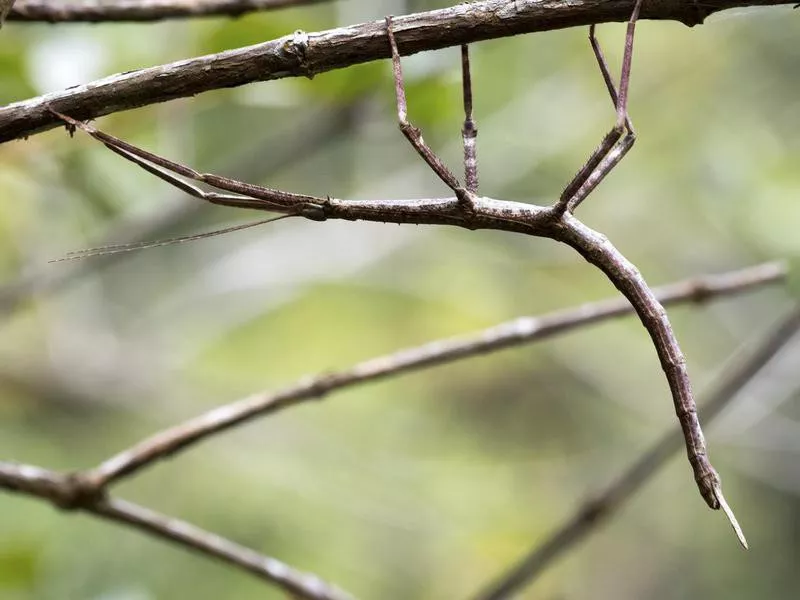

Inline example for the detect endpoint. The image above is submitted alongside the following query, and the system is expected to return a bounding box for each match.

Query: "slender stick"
[0,462,353,600]
[386,16,464,195]
[555,0,642,214]
[7,0,330,22]
[82,261,785,489]
[1,0,792,144]
[461,45,479,193]
[473,306,800,600]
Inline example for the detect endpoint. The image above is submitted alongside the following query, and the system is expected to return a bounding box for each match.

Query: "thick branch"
[474,305,800,600]
[82,261,785,488]
[8,0,330,23]
[0,0,793,143]
[0,462,353,600]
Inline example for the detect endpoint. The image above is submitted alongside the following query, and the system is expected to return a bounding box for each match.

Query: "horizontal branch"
[84,261,785,488]
[7,0,330,23]
[474,304,800,600]
[0,462,353,600]
[0,0,793,143]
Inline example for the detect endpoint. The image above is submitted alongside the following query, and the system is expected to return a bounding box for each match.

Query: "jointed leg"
[461,45,478,194]
[385,17,474,208]
[50,110,325,215]
[555,0,643,214]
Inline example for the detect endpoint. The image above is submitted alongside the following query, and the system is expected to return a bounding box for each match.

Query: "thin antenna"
[50,215,291,263]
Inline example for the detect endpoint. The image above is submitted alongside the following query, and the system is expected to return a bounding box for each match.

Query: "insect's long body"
[52,0,746,547]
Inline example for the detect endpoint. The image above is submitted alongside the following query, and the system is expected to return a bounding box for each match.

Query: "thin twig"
[0,1,793,143]
[8,0,330,22]
[472,305,800,600]
[0,462,353,600]
[82,261,785,489]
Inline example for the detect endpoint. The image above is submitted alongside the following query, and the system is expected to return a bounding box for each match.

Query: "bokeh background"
[1,1,799,598]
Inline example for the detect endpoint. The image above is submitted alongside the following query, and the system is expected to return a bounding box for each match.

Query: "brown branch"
[0,462,354,600]
[82,261,785,489]
[8,0,330,23]
[0,0,794,144]
[473,305,800,600]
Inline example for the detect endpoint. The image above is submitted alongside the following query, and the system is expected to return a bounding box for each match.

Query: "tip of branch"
[715,486,748,549]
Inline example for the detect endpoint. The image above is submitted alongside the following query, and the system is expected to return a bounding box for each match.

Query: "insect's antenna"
[49,215,291,263]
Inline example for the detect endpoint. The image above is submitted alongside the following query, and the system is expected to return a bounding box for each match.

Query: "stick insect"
[50,0,747,547]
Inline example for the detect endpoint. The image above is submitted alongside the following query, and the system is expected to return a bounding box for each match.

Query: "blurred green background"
[1,1,799,598]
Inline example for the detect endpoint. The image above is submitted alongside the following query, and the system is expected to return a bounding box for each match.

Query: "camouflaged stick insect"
[50,0,746,548]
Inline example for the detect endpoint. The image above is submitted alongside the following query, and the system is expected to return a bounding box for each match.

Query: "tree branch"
[473,305,800,600]
[80,261,785,489]
[0,0,793,144]
[7,0,330,23]
[0,462,353,600]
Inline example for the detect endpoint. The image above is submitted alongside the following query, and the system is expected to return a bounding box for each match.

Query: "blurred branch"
[0,0,16,27]
[82,261,786,488]
[0,0,794,143]
[7,0,331,23]
[0,461,353,600]
[472,305,800,600]
[0,263,787,594]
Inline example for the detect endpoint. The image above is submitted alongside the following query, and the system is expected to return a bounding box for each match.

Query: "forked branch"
[0,462,353,600]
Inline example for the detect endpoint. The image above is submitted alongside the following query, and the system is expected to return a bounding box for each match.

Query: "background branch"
[83,261,785,489]
[0,462,353,600]
[473,305,800,600]
[7,0,330,23]
[0,0,794,144]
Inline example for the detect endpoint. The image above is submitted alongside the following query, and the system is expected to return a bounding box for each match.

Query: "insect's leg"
[50,110,322,213]
[461,45,478,194]
[554,0,643,214]
[385,17,472,207]
[589,24,634,135]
